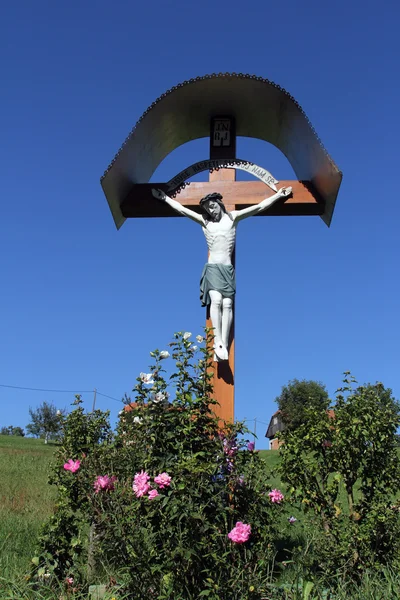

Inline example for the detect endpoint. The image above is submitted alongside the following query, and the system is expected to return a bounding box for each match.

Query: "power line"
[243,418,270,426]
[0,383,93,393]
[0,383,123,404]
[96,391,123,404]
[0,383,271,413]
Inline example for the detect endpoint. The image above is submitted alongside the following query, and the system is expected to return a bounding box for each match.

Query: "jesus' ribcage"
[202,224,236,265]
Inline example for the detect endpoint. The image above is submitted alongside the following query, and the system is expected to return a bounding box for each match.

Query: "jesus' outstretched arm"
[151,188,204,225]
[233,187,293,223]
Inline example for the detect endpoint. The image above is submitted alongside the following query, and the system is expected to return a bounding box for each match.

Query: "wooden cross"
[120,117,324,425]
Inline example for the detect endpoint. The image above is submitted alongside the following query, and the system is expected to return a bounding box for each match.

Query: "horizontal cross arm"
[121,180,324,218]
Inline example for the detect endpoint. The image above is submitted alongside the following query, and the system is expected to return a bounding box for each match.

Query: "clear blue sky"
[1,0,398,448]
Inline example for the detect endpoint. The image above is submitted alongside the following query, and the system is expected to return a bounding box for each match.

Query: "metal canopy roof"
[101,73,342,229]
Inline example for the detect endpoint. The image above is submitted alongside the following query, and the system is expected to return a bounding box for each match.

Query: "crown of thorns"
[199,192,224,207]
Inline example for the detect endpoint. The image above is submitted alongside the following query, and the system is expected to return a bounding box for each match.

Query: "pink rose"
[94,475,117,493]
[268,489,284,504]
[63,459,81,473]
[134,483,150,497]
[133,471,151,497]
[133,470,150,487]
[154,472,172,489]
[228,521,251,544]
[148,489,159,499]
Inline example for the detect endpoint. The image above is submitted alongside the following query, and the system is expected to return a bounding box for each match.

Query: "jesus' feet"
[214,339,229,361]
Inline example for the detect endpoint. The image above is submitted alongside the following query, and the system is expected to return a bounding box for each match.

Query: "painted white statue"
[151,186,292,361]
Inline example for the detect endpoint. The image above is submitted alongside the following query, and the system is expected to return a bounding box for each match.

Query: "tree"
[12,426,25,436]
[26,402,65,443]
[0,425,25,436]
[275,378,330,430]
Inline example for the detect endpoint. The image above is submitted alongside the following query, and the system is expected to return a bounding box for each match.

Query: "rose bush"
[33,331,284,599]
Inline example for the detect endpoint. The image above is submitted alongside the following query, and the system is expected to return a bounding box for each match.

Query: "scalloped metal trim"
[100,73,340,182]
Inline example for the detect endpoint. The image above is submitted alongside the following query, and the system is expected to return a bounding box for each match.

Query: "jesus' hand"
[278,187,293,198]
[151,188,166,201]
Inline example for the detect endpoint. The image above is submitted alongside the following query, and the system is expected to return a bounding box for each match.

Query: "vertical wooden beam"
[207,115,236,425]
[206,167,235,425]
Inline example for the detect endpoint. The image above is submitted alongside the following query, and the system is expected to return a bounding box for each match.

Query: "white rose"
[183,332,192,340]
[196,335,204,343]
[140,372,154,385]
[152,391,169,403]
[160,350,170,359]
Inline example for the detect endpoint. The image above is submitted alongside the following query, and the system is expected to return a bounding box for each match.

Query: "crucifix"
[120,118,314,424]
[100,74,342,427]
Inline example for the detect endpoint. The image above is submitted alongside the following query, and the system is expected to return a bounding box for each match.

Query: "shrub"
[33,332,284,599]
[278,373,400,578]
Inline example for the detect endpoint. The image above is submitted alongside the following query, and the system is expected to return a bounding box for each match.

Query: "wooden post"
[207,117,236,425]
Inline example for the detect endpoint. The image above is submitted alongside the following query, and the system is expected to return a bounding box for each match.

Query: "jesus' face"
[204,200,223,222]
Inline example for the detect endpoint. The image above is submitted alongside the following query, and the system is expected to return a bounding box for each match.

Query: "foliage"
[34,396,112,583]
[26,401,65,443]
[274,379,330,430]
[278,373,400,577]
[0,425,25,436]
[5,566,400,600]
[33,332,285,599]
[3,431,400,598]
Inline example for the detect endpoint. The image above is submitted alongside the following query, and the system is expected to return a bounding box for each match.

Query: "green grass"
[0,435,57,579]
[258,449,288,497]
[270,567,400,599]
[259,449,280,467]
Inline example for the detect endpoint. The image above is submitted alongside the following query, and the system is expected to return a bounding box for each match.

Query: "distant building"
[265,410,285,450]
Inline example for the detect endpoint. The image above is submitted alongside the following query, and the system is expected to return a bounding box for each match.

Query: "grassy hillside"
[0,435,57,578]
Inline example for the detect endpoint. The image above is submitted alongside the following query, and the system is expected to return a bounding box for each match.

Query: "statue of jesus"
[152,185,292,361]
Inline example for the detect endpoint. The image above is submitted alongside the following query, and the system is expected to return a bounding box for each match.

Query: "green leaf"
[303,581,314,600]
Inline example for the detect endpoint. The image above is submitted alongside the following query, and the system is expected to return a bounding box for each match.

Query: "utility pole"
[92,388,97,412]
[253,417,257,449]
